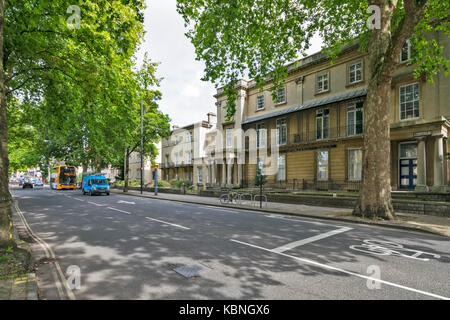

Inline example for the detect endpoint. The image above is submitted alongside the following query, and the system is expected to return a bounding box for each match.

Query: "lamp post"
[140,97,144,195]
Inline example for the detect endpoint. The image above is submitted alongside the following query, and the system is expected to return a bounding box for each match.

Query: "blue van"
[82,175,110,196]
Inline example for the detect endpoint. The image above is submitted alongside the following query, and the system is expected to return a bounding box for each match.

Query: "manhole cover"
[173,265,204,278]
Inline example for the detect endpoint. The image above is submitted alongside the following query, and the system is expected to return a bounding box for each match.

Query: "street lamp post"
[140,97,144,195]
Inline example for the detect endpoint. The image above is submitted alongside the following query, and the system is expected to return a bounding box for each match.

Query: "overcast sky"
[138,0,324,128]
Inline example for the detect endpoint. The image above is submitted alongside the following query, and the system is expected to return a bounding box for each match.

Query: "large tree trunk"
[123,148,129,192]
[353,0,396,220]
[0,0,13,248]
[353,79,395,219]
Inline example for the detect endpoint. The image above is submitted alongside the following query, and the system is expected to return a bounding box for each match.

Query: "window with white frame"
[256,123,266,148]
[226,128,233,148]
[276,87,286,104]
[175,154,179,166]
[276,118,287,146]
[165,155,169,167]
[317,151,329,181]
[348,61,362,84]
[256,95,265,110]
[186,132,192,143]
[186,151,191,164]
[347,102,364,136]
[197,167,202,184]
[316,108,330,140]
[400,39,412,63]
[400,83,419,120]
[277,155,286,181]
[316,72,329,93]
[165,138,169,147]
[348,149,362,181]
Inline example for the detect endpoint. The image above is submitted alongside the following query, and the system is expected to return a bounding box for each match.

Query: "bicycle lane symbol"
[350,240,442,261]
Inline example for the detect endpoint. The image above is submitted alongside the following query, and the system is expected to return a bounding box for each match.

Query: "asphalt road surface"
[9,186,450,300]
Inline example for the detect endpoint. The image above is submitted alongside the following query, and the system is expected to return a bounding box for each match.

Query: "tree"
[122,56,171,192]
[177,0,450,220]
[0,0,147,247]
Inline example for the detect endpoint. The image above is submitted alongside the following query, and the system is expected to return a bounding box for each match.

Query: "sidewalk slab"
[113,189,450,238]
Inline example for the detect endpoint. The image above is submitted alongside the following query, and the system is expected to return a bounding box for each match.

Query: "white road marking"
[145,217,190,230]
[230,239,449,300]
[117,200,136,205]
[14,201,76,300]
[88,201,106,207]
[73,198,85,202]
[107,207,131,215]
[272,227,353,253]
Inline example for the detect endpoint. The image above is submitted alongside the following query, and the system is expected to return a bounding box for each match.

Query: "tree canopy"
[177,0,449,117]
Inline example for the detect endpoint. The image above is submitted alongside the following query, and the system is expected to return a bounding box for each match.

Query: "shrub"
[157,180,171,188]
[174,180,193,189]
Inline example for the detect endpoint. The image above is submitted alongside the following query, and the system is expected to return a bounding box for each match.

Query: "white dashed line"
[107,207,131,215]
[145,217,190,230]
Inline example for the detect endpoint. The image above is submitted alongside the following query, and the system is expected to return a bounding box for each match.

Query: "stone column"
[221,161,226,186]
[432,135,447,192]
[211,162,216,186]
[237,164,243,188]
[227,161,233,186]
[415,137,428,192]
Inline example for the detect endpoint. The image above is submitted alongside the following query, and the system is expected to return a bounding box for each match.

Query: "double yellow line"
[13,200,76,300]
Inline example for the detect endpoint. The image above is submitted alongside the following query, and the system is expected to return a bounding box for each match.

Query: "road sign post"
[153,164,158,196]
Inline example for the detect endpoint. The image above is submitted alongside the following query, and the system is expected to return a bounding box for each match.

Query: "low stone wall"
[114,187,450,217]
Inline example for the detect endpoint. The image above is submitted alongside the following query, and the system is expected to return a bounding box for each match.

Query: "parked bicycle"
[219,189,240,204]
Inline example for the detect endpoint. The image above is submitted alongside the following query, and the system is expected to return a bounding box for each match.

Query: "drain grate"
[173,265,204,279]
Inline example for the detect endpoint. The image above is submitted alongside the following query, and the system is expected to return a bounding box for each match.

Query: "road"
[9,185,450,300]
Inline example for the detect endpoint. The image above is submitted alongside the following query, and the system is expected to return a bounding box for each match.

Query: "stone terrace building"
[161,113,217,189]
[212,33,450,192]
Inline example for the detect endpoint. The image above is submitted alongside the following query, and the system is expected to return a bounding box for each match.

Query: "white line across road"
[272,227,353,253]
[145,217,190,230]
[88,201,106,207]
[230,239,449,300]
[107,207,131,215]
[73,198,85,202]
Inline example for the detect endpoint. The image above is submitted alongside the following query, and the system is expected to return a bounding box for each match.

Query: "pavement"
[7,185,449,300]
[115,189,450,238]
[0,274,38,300]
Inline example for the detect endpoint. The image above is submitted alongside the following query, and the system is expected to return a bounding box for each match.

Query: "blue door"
[399,158,417,189]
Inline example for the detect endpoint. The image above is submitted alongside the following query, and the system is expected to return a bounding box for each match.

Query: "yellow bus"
[50,166,77,190]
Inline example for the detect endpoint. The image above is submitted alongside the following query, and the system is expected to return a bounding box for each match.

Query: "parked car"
[22,180,34,188]
[82,175,110,196]
[34,180,44,187]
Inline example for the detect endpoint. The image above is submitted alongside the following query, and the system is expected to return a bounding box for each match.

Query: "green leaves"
[4,0,170,172]
[177,0,449,118]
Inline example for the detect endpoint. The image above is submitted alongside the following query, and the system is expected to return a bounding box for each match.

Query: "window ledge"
[314,90,330,96]
[255,108,265,112]
[345,80,365,88]
[274,101,287,107]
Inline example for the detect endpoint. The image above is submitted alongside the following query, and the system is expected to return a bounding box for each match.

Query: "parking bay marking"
[230,238,449,300]
[145,217,190,230]
[272,226,353,253]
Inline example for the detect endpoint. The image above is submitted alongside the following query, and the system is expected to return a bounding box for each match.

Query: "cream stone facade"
[161,113,217,189]
[210,32,450,192]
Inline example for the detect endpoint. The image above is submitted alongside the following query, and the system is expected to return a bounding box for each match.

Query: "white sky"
[137,0,324,128]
